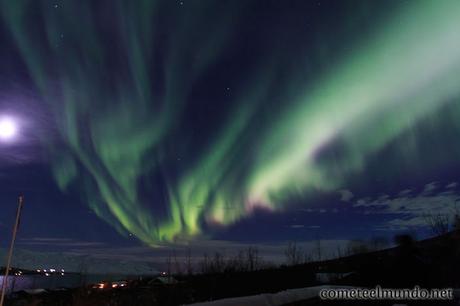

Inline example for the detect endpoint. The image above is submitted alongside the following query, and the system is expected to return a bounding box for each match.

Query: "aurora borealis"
[1,0,460,250]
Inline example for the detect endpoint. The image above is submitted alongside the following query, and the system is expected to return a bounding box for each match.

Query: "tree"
[166,252,172,276]
[453,199,460,231]
[284,241,303,265]
[199,247,265,274]
[315,238,322,261]
[211,252,225,273]
[185,247,193,275]
[346,240,370,255]
[423,212,449,236]
[200,253,209,274]
[369,236,389,251]
[245,247,260,272]
[303,251,313,263]
[172,248,182,275]
[335,244,343,259]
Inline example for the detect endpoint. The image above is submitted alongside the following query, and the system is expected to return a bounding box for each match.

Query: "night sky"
[1,0,460,270]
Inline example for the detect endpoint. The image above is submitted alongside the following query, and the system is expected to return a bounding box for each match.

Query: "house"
[149,276,178,285]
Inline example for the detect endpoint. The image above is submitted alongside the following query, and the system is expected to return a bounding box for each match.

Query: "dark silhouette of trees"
[284,241,303,265]
[453,199,460,231]
[199,247,264,274]
[423,212,450,236]
[346,240,370,255]
[369,236,389,251]
[185,247,193,276]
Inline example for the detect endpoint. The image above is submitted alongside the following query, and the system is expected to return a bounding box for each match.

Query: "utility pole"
[0,195,24,306]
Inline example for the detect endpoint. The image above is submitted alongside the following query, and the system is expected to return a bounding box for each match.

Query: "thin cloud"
[421,181,438,195]
[398,189,413,197]
[18,237,106,248]
[351,186,460,231]
[338,189,354,202]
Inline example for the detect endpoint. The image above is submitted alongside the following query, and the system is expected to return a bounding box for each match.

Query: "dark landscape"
[3,228,460,305]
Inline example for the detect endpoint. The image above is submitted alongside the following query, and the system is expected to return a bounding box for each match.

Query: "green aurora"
[2,0,460,245]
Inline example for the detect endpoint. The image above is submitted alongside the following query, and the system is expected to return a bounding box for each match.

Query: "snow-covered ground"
[187,287,460,306]
[186,285,354,306]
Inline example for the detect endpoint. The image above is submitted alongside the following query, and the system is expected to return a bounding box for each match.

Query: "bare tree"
[285,241,303,265]
[200,253,209,274]
[315,238,322,261]
[303,251,313,263]
[423,212,450,236]
[166,252,172,277]
[245,247,260,271]
[214,252,226,273]
[200,248,265,274]
[369,236,389,251]
[235,250,246,271]
[453,199,460,231]
[185,247,193,275]
[346,240,370,255]
[224,250,245,272]
[172,248,182,275]
[335,244,343,259]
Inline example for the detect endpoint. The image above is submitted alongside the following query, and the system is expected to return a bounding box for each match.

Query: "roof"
[149,276,178,285]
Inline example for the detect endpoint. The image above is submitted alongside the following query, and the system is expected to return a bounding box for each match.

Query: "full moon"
[0,117,18,141]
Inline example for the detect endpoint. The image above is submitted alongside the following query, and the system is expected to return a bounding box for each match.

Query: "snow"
[185,285,355,306]
[187,286,460,306]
